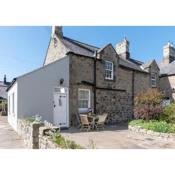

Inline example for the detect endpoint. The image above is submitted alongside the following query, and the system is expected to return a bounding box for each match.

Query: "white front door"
[53,87,69,128]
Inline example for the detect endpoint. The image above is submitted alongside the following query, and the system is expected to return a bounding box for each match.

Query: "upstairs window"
[151,73,156,87]
[78,89,90,109]
[105,61,114,80]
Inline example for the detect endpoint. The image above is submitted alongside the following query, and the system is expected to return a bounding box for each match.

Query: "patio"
[61,124,175,149]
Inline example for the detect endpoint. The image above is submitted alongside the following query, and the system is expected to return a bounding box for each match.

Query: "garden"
[129,89,175,133]
[0,99,7,116]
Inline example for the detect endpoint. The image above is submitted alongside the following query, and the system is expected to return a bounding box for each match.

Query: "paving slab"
[61,124,175,149]
[0,116,25,149]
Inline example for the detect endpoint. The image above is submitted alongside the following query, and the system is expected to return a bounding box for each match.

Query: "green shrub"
[0,100,7,112]
[160,103,175,123]
[134,89,164,120]
[52,134,83,149]
[129,119,175,133]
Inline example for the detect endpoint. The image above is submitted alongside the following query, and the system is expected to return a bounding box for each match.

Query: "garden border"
[129,125,175,141]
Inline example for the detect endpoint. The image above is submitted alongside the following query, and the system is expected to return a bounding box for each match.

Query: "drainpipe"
[93,51,97,114]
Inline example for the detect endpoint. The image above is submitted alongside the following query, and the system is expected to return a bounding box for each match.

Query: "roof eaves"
[63,36,99,52]
[6,78,17,92]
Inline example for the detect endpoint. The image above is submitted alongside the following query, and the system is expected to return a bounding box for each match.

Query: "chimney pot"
[4,75,6,84]
[52,26,63,39]
[163,42,175,65]
[116,38,130,60]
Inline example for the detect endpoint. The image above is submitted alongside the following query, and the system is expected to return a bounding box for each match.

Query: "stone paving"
[0,116,25,148]
[61,124,175,149]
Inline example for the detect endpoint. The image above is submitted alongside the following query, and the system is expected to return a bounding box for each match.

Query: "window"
[151,73,156,87]
[78,89,90,109]
[12,93,15,114]
[8,96,10,114]
[104,61,114,80]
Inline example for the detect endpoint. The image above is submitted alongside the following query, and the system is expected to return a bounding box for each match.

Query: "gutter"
[6,78,17,92]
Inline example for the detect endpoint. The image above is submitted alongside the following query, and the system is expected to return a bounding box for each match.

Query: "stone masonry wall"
[17,119,44,149]
[159,75,175,101]
[69,54,94,125]
[39,126,60,149]
[134,71,150,96]
[44,36,68,66]
[96,90,133,123]
[17,119,60,149]
[69,45,134,124]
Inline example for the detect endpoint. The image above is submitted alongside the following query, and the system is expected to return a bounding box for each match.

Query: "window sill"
[105,78,115,82]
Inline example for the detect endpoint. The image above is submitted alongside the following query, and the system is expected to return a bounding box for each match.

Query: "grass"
[129,119,175,133]
[52,134,84,149]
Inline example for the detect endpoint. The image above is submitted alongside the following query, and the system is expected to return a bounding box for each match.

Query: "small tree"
[134,89,164,120]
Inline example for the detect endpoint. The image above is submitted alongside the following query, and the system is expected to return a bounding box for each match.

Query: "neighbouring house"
[159,42,175,102]
[0,75,11,114]
[0,75,10,100]
[7,27,160,131]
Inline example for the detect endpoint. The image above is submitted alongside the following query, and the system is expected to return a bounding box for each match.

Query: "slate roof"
[0,81,10,99]
[159,60,175,76]
[62,36,147,73]
[62,37,99,57]
[130,58,143,66]
[119,58,145,72]
[142,60,154,69]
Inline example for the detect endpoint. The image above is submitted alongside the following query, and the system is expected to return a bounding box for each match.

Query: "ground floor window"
[12,93,15,114]
[78,89,90,110]
[8,96,10,114]
[8,93,15,115]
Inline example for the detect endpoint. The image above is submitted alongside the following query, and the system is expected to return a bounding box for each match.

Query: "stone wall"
[69,54,94,125]
[39,126,60,149]
[129,125,175,141]
[17,119,60,149]
[159,75,175,101]
[134,71,150,96]
[17,119,44,149]
[96,89,133,123]
[44,36,68,66]
[69,46,134,124]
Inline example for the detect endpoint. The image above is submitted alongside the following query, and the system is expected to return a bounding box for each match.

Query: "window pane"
[78,89,90,109]
[105,61,113,80]
[79,100,88,108]
[105,69,112,79]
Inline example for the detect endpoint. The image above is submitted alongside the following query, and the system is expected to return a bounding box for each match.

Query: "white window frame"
[151,73,157,87]
[78,89,91,111]
[12,93,15,114]
[104,60,114,80]
[8,95,10,114]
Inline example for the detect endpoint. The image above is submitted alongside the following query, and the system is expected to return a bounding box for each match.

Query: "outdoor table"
[87,115,99,130]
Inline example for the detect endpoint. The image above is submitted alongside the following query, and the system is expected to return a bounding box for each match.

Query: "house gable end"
[44,35,70,66]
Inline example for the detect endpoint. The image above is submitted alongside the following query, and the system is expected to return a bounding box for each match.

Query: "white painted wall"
[7,81,18,131]
[8,56,69,130]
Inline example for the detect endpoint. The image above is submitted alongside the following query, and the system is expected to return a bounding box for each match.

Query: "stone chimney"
[3,75,6,84]
[116,38,130,60]
[163,42,175,65]
[52,26,63,39]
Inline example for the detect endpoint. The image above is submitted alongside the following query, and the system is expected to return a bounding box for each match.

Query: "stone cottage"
[7,26,160,130]
[44,27,159,125]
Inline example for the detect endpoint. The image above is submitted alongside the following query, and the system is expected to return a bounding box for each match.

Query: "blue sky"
[1,26,175,81]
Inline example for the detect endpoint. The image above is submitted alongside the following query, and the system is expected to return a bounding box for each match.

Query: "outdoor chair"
[80,114,93,131]
[94,113,108,130]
